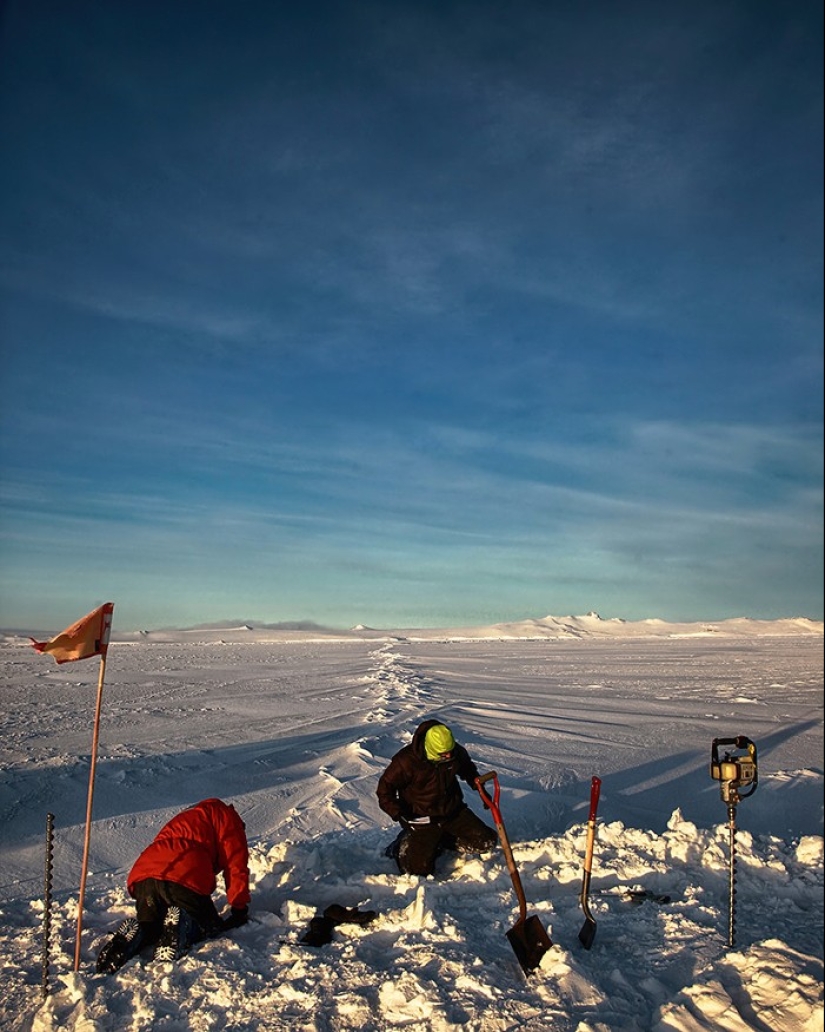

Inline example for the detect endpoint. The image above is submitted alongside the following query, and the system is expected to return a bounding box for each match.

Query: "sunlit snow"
[1,615,822,1031]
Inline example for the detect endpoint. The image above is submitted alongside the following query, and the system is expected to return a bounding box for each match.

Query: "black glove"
[222,906,249,931]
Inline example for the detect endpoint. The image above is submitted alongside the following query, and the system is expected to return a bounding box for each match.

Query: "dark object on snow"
[323,904,377,926]
[594,887,673,906]
[475,772,552,975]
[625,889,672,905]
[300,915,335,946]
[300,904,378,946]
[578,775,602,950]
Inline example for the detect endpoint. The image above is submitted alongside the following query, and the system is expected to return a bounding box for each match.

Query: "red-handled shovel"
[476,771,552,975]
[578,775,602,949]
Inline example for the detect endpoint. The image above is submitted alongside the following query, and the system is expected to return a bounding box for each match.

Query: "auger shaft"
[727,802,737,948]
[42,813,54,998]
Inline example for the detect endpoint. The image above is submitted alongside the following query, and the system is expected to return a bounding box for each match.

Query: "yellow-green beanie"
[424,724,455,761]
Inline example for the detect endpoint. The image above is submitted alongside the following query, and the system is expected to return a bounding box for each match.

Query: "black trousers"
[133,877,222,938]
[397,806,497,876]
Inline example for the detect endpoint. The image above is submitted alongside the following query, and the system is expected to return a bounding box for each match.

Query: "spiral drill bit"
[42,813,55,999]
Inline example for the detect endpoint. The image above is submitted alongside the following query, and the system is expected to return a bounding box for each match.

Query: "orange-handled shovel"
[476,771,552,975]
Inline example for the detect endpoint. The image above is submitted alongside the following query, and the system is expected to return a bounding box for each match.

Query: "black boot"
[153,906,181,962]
[96,917,143,974]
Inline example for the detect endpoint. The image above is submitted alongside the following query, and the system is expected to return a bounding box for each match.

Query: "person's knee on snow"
[457,827,497,853]
[446,806,498,854]
[397,823,442,876]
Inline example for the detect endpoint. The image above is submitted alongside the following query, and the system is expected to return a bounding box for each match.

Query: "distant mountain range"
[7,611,812,645]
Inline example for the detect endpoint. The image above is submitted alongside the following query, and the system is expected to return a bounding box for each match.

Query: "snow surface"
[0,615,822,1031]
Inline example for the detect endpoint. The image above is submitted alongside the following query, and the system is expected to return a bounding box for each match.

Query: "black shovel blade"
[578,914,596,950]
[506,915,552,974]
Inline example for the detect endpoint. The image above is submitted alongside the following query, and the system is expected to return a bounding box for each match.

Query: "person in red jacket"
[377,720,496,876]
[96,798,251,973]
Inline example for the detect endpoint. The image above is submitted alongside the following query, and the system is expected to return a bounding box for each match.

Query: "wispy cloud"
[1,2,820,628]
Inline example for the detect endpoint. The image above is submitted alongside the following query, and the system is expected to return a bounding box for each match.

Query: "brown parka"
[376,719,481,823]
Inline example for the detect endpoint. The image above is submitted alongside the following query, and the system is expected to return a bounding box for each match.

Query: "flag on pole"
[30,603,115,665]
[30,601,116,968]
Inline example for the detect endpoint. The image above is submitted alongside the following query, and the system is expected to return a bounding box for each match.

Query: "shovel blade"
[506,915,552,975]
[578,914,596,950]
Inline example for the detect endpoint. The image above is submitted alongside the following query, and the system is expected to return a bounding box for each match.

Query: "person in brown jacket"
[377,719,496,876]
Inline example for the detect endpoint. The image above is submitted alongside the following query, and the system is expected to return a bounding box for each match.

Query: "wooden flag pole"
[73,650,108,972]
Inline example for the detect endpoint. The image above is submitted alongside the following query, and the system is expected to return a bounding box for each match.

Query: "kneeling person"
[377,720,496,876]
[96,797,250,973]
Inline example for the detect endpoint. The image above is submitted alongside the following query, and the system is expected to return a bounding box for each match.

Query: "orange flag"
[30,603,115,664]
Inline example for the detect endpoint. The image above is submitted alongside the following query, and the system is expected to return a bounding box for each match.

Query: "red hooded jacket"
[127,798,251,910]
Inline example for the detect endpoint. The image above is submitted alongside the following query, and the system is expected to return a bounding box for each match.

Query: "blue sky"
[1,1,822,632]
